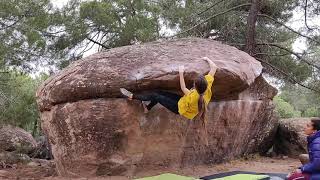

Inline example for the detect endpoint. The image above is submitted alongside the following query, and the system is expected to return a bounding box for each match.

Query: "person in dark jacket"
[287,117,320,180]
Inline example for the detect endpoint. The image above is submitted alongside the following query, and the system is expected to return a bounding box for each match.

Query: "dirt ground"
[0,156,300,180]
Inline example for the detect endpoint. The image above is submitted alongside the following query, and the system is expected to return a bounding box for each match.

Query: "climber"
[120,57,218,121]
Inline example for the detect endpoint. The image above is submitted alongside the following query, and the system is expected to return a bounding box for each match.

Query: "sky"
[51,0,67,8]
[289,9,320,53]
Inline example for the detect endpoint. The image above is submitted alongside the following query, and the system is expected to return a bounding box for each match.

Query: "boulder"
[0,125,37,154]
[274,118,310,157]
[36,38,262,111]
[36,38,278,177]
[31,136,53,160]
[0,151,31,168]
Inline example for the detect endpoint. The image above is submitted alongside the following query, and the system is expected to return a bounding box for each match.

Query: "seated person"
[287,117,320,180]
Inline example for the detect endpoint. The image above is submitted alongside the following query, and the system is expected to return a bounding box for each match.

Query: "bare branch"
[253,53,291,57]
[86,37,110,49]
[256,57,320,93]
[258,13,320,45]
[41,29,66,37]
[0,18,21,30]
[304,0,314,31]
[169,3,252,38]
[197,0,226,16]
[78,31,100,56]
[256,43,320,71]
[145,0,158,3]
[98,33,108,52]
[230,42,320,71]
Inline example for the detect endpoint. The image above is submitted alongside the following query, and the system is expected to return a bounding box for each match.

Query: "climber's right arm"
[179,65,190,95]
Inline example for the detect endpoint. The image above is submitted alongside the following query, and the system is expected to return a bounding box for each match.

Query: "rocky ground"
[0,115,309,180]
[0,156,300,179]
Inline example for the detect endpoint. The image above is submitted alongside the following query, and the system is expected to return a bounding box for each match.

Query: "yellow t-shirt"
[178,74,214,120]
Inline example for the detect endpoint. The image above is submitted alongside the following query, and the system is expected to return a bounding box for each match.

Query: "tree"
[245,0,261,55]
[0,71,48,136]
[274,96,301,118]
[0,0,64,72]
[279,84,320,117]
[0,0,319,130]
[159,0,320,93]
[54,0,161,68]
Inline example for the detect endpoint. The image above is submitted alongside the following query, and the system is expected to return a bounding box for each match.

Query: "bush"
[0,72,48,136]
[273,96,301,118]
[279,85,320,118]
[304,107,320,117]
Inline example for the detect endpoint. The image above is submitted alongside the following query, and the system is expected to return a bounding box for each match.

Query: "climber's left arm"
[202,57,218,77]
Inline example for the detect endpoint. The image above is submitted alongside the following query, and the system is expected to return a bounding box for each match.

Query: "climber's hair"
[311,117,320,131]
[194,75,208,124]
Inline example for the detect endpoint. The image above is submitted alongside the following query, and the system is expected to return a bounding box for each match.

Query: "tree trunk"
[32,117,38,137]
[245,0,261,56]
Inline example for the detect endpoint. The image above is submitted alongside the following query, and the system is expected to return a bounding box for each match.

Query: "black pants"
[133,91,182,114]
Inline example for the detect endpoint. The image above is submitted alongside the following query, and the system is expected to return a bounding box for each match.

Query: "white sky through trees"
[51,0,67,8]
[51,0,320,55]
[46,0,319,87]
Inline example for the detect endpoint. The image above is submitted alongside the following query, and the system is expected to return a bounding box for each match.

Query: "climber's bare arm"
[202,57,218,77]
[179,66,191,95]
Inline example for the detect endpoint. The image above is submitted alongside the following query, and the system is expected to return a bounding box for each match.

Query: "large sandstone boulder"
[37,38,262,111]
[274,118,310,157]
[36,38,278,177]
[0,125,37,154]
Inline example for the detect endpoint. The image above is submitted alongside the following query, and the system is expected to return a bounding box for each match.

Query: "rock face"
[37,38,262,111]
[0,125,37,154]
[36,38,278,177]
[274,118,310,157]
[0,151,31,168]
[31,136,54,160]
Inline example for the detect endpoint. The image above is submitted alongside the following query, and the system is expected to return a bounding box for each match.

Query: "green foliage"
[273,96,301,118]
[279,84,320,117]
[0,0,64,71]
[158,0,320,105]
[0,72,48,136]
[158,0,317,84]
[0,0,318,85]
[53,0,161,65]
[0,0,319,132]
[305,107,320,117]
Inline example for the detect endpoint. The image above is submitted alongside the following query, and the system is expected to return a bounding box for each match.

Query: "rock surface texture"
[36,38,278,177]
[274,118,310,157]
[0,125,37,154]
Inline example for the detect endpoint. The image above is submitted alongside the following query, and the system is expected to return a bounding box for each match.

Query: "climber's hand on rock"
[179,65,185,74]
[202,57,211,62]
[203,57,217,66]
[202,57,218,76]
